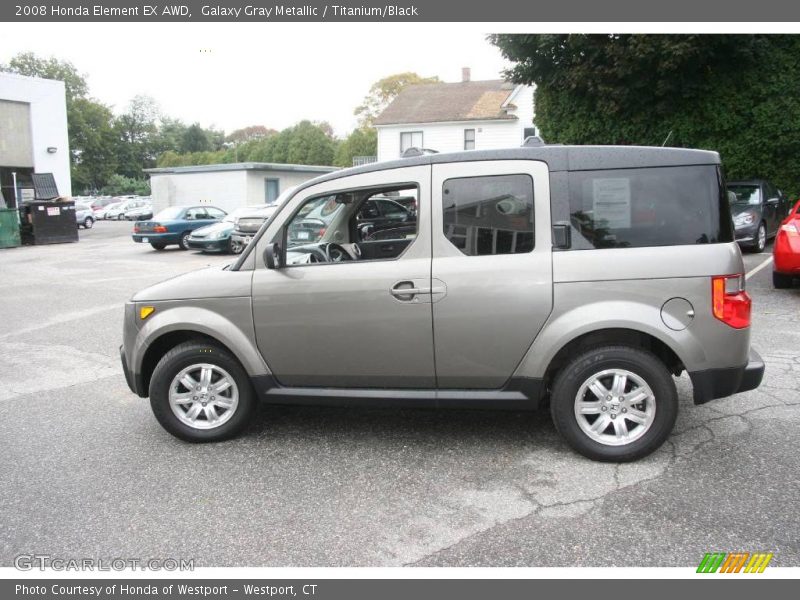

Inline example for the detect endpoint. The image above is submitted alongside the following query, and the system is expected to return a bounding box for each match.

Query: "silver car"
[121,145,764,461]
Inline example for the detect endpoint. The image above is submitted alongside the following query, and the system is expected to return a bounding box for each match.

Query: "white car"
[95,201,123,220]
[106,199,148,220]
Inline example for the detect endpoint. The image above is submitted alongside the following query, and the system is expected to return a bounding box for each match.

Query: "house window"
[464,129,476,150]
[265,178,280,204]
[400,131,423,155]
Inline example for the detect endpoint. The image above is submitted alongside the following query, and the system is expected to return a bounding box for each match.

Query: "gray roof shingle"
[373,80,519,126]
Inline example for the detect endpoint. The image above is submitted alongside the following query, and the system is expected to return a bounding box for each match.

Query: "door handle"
[390,281,429,301]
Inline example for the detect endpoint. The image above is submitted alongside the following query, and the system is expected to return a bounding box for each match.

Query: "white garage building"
[0,72,71,205]
[144,162,338,215]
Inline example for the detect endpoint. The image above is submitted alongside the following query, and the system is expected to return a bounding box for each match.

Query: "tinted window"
[185,208,208,220]
[568,166,731,250]
[442,174,534,256]
[206,207,226,219]
[377,200,408,219]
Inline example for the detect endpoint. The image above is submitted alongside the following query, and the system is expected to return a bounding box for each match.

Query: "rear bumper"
[689,348,765,404]
[132,233,179,244]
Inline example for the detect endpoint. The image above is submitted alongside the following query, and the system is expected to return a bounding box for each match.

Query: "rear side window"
[567,165,732,249]
[442,174,534,256]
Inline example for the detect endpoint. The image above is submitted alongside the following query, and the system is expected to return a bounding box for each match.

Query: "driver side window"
[282,184,419,266]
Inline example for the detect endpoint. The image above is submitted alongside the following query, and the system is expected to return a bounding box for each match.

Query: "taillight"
[133,225,140,233]
[154,225,167,233]
[712,275,751,329]
[780,222,799,236]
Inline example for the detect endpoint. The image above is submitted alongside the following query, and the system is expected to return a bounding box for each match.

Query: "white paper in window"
[592,178,631,229]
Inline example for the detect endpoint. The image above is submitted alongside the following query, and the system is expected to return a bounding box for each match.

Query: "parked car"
[124,204,153,221]
[121,145,764,462]
[94,201,123,220]
[186,207,262,254]
[728,179,791,253]
[772,199,800,288]
[354,195,416,241]
[75,203,95,229]
[106,199,149,220]
[132,205,227,250]
[229,205,280,253]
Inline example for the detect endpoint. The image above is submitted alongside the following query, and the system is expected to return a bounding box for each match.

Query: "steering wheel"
[324,243,352,262]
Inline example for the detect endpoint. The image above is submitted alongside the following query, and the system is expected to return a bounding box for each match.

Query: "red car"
[773,199,800,288]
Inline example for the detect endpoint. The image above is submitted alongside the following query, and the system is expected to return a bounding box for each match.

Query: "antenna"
[661,131,673,147]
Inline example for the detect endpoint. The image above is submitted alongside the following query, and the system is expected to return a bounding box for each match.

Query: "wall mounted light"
[46,147,57,154]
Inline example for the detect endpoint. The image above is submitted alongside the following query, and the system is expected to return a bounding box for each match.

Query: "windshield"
[154,207,184,220]
[728,185,761,205]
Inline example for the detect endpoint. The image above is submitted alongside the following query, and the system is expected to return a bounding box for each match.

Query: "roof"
[373,80,520,126]
[144,162,339,175]
[290,146,721,195]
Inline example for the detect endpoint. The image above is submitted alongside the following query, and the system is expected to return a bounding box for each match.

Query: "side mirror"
[767,197,779,205]
[552,222,572,250]
[264,242,282,269]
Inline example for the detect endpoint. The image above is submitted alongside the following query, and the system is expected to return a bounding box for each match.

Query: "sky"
[0,23,510,136]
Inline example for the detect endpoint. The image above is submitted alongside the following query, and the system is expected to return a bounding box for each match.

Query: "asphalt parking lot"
[1,220,798,568]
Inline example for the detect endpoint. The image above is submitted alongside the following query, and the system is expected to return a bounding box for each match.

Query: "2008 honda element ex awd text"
[121,145,765,461]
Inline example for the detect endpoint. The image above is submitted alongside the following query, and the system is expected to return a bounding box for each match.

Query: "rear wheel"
[150,242,167,250]
[773,270,793,289]
[149,342,255,442]
[550,345,678,462]
[179,232,191,250]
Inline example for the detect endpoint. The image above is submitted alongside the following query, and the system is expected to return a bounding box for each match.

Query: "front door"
[431,160,554,389]
[252,165,435,389]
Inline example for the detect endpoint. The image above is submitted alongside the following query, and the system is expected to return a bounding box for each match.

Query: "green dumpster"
[0,208,21,249]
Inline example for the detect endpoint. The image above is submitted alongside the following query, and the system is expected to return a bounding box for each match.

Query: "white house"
[374,69,536,162]
[0,72,71,205]
[144,162,338,215]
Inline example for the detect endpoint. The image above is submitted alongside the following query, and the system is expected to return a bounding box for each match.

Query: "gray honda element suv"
[121,145,764,461]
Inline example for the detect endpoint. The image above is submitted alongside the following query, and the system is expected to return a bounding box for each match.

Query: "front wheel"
[83,217,94,229]
[229,239,244,254]
[149,342,255,442]
[550,345,678,462]
[751,222,767,253]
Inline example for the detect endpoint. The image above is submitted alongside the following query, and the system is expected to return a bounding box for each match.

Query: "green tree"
[489,34,800,195]
[100,174,151,196]
[113,94,160,178]
[2,52,88,101]
[334,127,378,167]
[69,98,118,192]
[181,123,211,153]
[355,72,440,126]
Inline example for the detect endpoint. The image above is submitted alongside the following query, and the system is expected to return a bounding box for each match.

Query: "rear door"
[431,160,553,389]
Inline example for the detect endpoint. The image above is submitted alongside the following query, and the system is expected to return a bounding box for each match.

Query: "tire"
[117,214,125,221]
[750,222,767,253]
[179,232,191,250]
[150,242,167,250]
[149,341,255,442]
[550,345,678,462]
[83,217,94,229]
[773,270,793,289]
[229,238,244,255]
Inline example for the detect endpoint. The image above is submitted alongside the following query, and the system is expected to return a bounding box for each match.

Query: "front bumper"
[734,222,759,244]
[187,237,228,252]
[120,345,145,396]
[689,348,765,404]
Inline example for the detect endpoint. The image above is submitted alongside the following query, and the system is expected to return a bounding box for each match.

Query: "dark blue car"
[132,205,227,250]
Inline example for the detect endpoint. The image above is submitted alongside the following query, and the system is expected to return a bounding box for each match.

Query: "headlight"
[210,231,226,240]
[734,212,756,227]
